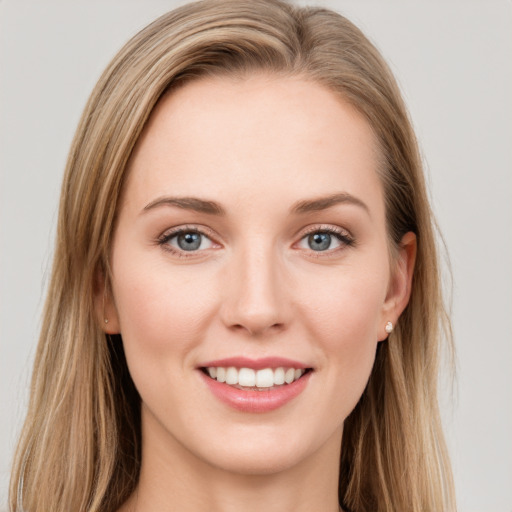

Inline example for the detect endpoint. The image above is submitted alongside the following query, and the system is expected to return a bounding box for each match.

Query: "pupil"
[178,232,201,251]
[308,232,331,251]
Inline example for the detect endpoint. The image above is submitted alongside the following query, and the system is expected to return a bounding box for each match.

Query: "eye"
[297,228,353,252]
[159,228,215,253]
[308,232,336,251]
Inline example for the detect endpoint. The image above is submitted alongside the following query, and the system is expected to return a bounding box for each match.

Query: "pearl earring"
[385,321,393,334]
[104,318,109,324]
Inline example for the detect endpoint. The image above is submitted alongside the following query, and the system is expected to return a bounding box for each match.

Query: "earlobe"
[94,270,121,334]
[380,232,417,340]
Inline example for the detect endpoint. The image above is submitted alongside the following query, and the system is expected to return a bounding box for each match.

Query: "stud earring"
[385,321,393,334]
[102,279,109,325]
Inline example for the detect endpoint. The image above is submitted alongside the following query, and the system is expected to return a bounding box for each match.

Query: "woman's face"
[103,75,413,476]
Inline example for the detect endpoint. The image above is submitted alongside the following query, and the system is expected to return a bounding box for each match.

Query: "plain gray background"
[1,1,511,510]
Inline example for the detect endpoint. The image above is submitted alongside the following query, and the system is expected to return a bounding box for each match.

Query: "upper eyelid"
[296,224,353,239]
[159,224,218,240]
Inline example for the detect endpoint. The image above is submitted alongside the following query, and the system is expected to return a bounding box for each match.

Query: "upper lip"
[199,356,310,371]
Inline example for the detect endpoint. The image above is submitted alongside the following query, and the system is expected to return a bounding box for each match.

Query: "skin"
[99,74,415,512]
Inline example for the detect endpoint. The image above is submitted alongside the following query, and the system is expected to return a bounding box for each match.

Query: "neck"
[120,408,342,512]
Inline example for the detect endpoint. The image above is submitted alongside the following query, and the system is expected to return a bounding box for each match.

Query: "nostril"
[231,321,284,336]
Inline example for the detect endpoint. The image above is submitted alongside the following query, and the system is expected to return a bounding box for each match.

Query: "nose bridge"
[221,238,285,335]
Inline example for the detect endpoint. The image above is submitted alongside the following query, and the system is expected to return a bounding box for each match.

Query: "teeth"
[205,366,306,388]
[256,368,274,388]
[274,367,285,385]
[216,367,226,383]
[238,368,256,387]
[285,368,295,384]
[225,366,238,385]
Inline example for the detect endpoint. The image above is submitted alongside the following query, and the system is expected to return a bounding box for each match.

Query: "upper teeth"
[206,367,305,388]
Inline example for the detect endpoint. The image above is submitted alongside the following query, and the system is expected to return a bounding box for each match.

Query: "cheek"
[298,264,387,344]
[295,264,387,404]
[110,256,221,424]
[111,250,217,362]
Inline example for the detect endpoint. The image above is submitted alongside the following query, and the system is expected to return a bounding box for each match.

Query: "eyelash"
[296,225,355,258]
[156,224,355,258]
[157,225,217,258]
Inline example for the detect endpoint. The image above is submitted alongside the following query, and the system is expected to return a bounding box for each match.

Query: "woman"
[9,1,456,511]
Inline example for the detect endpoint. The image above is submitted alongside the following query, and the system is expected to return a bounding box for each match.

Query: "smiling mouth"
[201,366,312,391]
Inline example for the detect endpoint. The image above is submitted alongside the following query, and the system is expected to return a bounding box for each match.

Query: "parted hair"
[10,1,455,511]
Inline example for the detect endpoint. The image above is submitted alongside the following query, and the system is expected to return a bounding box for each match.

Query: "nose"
[220,244,288,337]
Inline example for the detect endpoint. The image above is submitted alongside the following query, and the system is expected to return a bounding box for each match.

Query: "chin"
[202,441,312,476]
[188,420,343,477]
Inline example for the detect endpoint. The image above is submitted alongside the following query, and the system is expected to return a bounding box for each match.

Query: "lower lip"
[199,370,312,413]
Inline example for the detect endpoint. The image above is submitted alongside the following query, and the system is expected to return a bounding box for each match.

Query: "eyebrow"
[142,192,369,217]
[291,192,370,215]
[143,196,226,215]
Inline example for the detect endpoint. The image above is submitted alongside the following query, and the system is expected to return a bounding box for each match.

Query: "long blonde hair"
[10,1,456,510]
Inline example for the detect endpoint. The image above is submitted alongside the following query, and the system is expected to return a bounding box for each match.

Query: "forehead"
[123,74,383,218]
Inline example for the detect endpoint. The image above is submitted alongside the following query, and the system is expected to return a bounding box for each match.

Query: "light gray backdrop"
[1,1,511,510]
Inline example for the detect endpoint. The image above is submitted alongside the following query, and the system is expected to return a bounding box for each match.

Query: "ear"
[93,269,121,334]
[378,231,417,340]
